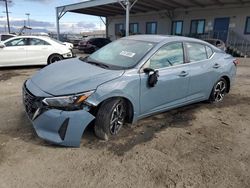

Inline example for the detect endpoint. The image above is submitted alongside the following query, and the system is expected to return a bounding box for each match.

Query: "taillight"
[233,59,240,66]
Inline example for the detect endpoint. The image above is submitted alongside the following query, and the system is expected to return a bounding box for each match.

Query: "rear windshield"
[88,39,155,69]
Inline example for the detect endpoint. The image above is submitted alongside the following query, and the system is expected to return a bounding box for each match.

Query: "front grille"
[23,85,41,120]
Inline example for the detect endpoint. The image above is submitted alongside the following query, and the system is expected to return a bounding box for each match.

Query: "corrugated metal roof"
[57,0,250,17]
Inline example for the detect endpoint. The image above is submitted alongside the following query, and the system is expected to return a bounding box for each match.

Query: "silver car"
[23,35,237,147]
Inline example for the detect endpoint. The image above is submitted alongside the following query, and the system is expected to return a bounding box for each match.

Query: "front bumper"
[23,81,95,147]
[62,50,76,59]
[33,109,94,147]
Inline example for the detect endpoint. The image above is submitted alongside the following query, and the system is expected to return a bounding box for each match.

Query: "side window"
[129,23,139,34]
[245,17,250,34]
[5,38,28,47]
[146,22,157,34]
[172,21,183,35]
[206,46,213,58]
[148,43,184,69]
[186,42,207,62]
[190,19,205,34]
[29,38,50,45]
[115,23,124,35]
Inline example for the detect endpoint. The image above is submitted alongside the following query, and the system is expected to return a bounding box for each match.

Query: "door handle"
[179,71,189,77]
[213,63,221,69]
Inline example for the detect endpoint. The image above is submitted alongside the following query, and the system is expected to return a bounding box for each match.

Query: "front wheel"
[94,99,126,140]
[48,54,63,64]
[209,78,228,103]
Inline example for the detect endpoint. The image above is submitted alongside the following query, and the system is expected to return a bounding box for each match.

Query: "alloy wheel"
[109,103,125,135]
[214,80,226,102]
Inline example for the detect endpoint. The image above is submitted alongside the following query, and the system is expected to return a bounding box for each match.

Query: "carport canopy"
[56,0,249,39]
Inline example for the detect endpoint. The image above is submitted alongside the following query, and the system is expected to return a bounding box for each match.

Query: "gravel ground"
[0,58,250,188]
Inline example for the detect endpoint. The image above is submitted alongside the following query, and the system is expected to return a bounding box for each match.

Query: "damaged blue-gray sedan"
[23,35,237,147]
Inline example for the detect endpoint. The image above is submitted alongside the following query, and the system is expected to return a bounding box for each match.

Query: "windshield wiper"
[87,61,110,69]
[79,57,110,69]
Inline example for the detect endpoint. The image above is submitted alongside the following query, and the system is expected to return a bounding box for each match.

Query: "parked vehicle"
[0,33,16,42]
[0,36,74,67]
[204,38,226,51]
[23,35,237,147]
[78,37,111,53]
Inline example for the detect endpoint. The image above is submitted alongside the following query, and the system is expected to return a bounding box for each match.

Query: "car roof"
[123,34,209,44]
[8,35,48,39]
[2,35,63,45]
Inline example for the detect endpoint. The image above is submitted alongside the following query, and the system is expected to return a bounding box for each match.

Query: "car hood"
[30,58,124,96]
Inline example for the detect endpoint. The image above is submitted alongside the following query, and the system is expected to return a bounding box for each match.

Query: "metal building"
[56,0,250,56]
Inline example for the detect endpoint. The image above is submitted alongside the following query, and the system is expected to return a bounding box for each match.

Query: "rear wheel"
[94,99,126,140]
[209,78,228,103]
[48,54,63,64]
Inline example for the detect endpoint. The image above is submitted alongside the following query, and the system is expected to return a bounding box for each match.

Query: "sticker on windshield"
[120,51,136,58]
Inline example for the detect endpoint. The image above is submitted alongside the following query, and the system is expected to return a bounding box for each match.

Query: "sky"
[0,0,105,33]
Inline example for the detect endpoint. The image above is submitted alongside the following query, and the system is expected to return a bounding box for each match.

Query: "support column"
[56,7,67,40]
[125,0,130,36]
[119,0,138,37]
[56,8,60,40]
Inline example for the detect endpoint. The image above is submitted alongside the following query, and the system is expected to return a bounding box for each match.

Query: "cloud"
[0,17,101,33]
[23,0,54,4]
[77,21,97,30]
[0,17,54,28]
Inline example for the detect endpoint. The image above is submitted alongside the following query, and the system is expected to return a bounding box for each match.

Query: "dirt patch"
[0,70,31,81]
[84,105,197,156]
[0,72,22,81]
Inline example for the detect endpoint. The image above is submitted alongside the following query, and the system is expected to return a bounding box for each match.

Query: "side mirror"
[143,68,159,87]
[0,43,5,48]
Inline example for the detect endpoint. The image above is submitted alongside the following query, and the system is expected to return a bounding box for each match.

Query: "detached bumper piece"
[33,109,94,147]
[23,84,95,147]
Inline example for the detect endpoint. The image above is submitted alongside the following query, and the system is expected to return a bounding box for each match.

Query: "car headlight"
[42,91,94,110]
[63,51,72,58]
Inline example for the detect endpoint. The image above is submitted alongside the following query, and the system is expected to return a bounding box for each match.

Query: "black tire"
[209,78,228,103]
[94,99,126,140]
[48,54,63,64]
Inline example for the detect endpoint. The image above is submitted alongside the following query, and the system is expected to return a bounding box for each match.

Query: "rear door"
[139,42,190,116]
[185,42,218,101]
[25,38,53,65]
[0,38,28,66]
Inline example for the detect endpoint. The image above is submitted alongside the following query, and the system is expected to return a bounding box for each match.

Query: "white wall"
[107,6,250,41]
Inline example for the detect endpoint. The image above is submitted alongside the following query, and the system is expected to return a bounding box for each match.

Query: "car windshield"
[85,39,155,69]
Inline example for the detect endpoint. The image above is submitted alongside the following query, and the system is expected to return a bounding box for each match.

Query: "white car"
[0,36,74,67]
[63,42,74,50]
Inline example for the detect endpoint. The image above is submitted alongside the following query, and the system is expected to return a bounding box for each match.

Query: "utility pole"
[0,0,11,33]
[25,13,30,27]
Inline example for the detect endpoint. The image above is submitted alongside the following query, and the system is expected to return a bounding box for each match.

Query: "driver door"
[139,42,190,116]
[0,38,28,66]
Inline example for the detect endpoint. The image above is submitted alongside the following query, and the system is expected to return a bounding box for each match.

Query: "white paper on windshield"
[120,51,136,58]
